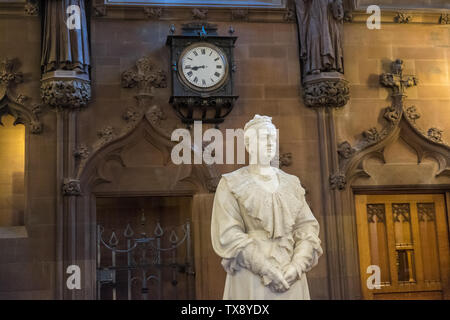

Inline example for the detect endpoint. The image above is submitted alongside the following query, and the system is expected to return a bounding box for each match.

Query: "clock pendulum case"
[166,23,238,126]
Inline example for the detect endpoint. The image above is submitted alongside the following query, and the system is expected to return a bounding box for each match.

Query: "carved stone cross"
[121,56,167,97]
[380,59,418,98]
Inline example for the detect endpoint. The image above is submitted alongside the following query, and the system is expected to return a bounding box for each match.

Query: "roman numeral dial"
[180,44,227,90]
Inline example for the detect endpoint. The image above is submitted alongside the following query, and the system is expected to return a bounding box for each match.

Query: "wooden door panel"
[355,194,450,300]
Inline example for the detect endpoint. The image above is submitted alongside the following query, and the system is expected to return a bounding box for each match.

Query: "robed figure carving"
[295,0,344,77]
[41,0,90,74]
[211,115,323,300]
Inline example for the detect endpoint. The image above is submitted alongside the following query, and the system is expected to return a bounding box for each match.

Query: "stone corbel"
[0,58,43,134]
[303,73,350,109]
[62,178,81,196]
[40,71,91,109]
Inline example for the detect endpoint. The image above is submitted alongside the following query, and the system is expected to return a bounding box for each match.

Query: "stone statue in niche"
[295,0,344,78]
[211,115,323,299]
[41,0,90,75]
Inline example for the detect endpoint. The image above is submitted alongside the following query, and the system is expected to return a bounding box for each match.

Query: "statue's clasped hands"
[264,263,300,293]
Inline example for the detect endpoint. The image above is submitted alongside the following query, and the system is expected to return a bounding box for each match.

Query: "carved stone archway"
[327,60,450,299]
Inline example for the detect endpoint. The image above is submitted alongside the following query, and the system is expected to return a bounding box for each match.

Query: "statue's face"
[245,123,278,165]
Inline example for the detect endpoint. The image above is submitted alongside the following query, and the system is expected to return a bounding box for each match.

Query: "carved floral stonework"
[283,8,296,22]
[97,126,115,146]
[303,78,350,108]
[337,141,355,160]
[279,152,293,168]
[192,8,208,20]
[439,14,449,24]
[74,144,90,160]
[384,106,401,123]
[0,58,43,134]
[123,106,143,124]
[395,12,412,24]
[24,0,39,16]
[232,9,249,21]
[147,105,166,127]
[330,173,346,191]
[405,105,420,122]
[41,79,91,109]
[427,128,443,143]
[62,179,81,196]
[144,7,163,19]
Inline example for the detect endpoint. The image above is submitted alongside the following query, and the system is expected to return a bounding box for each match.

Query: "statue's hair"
[243,114,274,134]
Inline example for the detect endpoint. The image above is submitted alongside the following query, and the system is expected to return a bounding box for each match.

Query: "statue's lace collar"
[222,166,305,239]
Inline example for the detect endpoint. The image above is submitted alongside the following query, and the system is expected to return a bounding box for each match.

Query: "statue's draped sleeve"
[291,181,323,277]
[211,178,254,273]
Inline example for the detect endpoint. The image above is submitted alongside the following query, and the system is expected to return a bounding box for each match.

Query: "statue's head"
[244,115,278,166]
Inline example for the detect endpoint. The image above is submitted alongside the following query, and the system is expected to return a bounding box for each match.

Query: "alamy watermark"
[171,121,280,166]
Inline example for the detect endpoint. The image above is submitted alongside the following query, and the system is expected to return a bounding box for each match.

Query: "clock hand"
[191,65,207,71]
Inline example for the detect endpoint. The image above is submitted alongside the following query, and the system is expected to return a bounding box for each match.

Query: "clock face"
[179,43,228,91]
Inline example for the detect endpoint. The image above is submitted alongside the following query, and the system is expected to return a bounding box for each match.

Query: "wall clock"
[167,23,238,126]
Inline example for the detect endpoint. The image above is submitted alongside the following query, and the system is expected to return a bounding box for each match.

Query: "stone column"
[295,0,350,299]
[40,0,91,300]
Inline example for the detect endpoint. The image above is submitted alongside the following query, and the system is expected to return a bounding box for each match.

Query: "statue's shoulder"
[221,166,249,184]
[276,168,300,184]
[277,168,306,195]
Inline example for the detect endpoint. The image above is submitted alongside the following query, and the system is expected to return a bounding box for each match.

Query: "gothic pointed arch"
[332,59,450,190]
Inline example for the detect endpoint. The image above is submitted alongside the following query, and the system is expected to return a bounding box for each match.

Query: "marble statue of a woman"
[211,115,323,300]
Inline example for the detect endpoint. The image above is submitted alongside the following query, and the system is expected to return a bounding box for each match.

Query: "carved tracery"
[332,59,450,190]
[0,58,42,134]
[73,56,219,195]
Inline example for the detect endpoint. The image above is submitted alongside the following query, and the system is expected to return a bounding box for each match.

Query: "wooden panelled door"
[355,194,450,300]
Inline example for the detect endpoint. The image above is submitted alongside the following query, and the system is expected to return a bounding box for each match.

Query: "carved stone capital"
[41,76,91,109]
[62,179,81,196]
[303,74,350,108]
